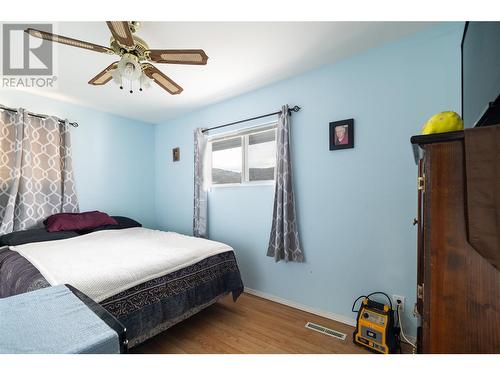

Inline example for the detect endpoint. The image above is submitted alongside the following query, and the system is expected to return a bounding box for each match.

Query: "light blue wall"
[0,91,157,228]
[154,23,463,335]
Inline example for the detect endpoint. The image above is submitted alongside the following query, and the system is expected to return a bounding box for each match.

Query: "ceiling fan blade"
[88,62,119,85]
[146,49,208,65]
[25,28,114,54]
[142,63,183,95]
[106,21,135,49]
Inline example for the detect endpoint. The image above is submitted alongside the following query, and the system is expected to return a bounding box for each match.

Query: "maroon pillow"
[44,211,118,233]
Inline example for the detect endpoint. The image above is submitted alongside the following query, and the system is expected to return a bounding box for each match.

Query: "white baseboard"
[244,287,357,327]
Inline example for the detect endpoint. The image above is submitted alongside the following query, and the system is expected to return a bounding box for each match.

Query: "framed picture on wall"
[329,119,354,150]
[172,147,180,162]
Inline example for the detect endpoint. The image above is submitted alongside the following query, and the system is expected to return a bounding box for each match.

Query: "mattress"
[10,227,237,302]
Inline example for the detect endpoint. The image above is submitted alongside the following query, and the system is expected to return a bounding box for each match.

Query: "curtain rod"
[201,105,300,133]
[0,106,79,128]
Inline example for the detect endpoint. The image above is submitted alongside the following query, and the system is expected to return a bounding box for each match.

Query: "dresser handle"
[417,176,425,191]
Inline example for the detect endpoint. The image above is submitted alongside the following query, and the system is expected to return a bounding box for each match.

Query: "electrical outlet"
[393,295,405,312]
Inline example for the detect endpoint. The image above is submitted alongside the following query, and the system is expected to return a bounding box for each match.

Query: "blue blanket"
[0,285,120,354]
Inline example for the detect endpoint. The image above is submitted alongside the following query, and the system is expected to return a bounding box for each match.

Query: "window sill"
[210,181,275,189]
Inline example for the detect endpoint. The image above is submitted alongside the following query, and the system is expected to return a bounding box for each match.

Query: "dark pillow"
[75,216,142,234]
[44,211,118,233]
[0,228,80,246]
[111,216,142,229]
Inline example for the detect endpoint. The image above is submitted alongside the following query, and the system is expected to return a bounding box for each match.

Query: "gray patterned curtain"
[193,128,208,238]
[267,105,304,262]
[0,107,79,234]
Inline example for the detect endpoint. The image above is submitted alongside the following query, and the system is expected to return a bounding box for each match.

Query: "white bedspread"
[10,227,234,302]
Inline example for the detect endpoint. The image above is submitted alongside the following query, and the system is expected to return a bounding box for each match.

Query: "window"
[209,124,277,186]
[211,137,243,184]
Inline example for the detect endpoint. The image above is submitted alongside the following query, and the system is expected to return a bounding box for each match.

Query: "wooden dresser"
[411,131,500,354]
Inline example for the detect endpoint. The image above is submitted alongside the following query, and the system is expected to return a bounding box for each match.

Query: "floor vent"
[305,322,347,340]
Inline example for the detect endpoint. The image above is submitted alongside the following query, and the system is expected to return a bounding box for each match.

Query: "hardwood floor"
[131,292,368,354]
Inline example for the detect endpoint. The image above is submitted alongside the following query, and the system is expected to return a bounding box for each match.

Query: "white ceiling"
[9,22,435,124]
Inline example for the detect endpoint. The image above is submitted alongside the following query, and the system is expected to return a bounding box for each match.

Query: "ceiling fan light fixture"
[117,54,141,81]
[111,69,122,86]
[139,71,153,90]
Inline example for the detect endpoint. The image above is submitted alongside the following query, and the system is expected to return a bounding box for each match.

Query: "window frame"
[208,121,277,188]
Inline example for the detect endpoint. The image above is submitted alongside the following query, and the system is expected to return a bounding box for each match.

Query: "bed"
[0,225,244,348]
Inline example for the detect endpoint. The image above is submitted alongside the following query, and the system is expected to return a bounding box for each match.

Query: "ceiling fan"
[25,21,208,95]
